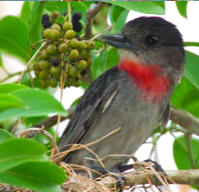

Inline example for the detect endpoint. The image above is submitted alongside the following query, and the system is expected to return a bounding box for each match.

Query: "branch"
[62,169,199,192]
[170,107,199,136]
[85,2,105,40]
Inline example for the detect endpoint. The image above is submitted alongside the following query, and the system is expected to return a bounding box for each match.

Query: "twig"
[170,107,199,136]
[85,2,105,40]
[0,71,22,83]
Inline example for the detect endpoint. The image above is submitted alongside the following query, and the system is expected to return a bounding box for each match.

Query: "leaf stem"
[67,2,72,22]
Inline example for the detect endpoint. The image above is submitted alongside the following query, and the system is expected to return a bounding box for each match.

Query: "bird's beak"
[100,34,133,51]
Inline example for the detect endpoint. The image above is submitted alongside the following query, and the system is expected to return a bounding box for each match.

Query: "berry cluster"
[33,12,94,88]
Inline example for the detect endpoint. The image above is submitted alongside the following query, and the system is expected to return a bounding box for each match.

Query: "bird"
[59,16,185,173]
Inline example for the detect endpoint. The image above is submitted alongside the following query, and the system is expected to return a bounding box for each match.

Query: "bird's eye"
[145,35,159,46]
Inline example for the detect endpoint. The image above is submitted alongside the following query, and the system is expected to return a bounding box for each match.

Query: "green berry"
[63,21,72,31]
[39,70,48,79]
[40,50,48,59]
[50,66,58,76]
[87,40,95,49]
[39,79,49,87]
[69,49,79,60]
[77,60,87,71]
[33,62,40,71]
[43,28,52,39]
[80,50,89,59]
[39,60,50,70]
[64,30,76,39]
[58,43,68,53]
[79,41,87,50]
[49,78,58,87]
[69,66,79,78]
[51,24,61,31]
[87,57,92,66]
[51,11,59,20]
[70,38,80,49]
[46,44,57,55]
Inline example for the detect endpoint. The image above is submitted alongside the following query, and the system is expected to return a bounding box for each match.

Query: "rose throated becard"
[59,17,185,171]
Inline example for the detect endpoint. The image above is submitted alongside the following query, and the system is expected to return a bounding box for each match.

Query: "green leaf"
[91,48,119,79]
[184,42,199,47]
[0,51,3,66]
[0,88,66,122]
[172,78,199,117]
[0,138,48,172]
[184,51,199,90]
[176,1,188,18]
[0,129,13,144]
[45,1,67,13]
[29,2,45,43]
[91,52,106,79]
[108,1,165,15]
[20,1,32,27]
[105,47,119,70]
[111,6,129,33]
[0,16,30,61]
[173,136,199,169]
[0,94,26,111]
[0,83,28,94]
[0,161,66,192]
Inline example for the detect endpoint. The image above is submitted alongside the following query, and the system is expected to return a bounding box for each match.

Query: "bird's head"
[101,17,185,85]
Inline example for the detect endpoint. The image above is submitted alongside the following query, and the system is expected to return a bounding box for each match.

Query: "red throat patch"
[119,59,170,102]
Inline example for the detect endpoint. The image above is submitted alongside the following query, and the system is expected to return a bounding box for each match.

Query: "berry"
[51,58,60,66]
[39,70,48,79]
[72,13,82,21]
[77,60,87,71]
[64,30,76,39]
[39,60,50,69]
[63,21,73,31]
[42,14,52,28]
[51,24,61,31]
[69,66,79,78]
[40,50,48,59]
[51,11,59,20]
[43,28,52,39]
[39,79,49,87]
[87,40,95,49]
[50,66,59,76]
[70,38,80,49]
[43,29,60,41]
[49,78,58,87]
[87,57,92,66]
[58,43,68,53]
[69,49,79,60]
[72,21,82,33]
[33,62,40,71]
[80,50,89,59]
[46,44,57,55]
[79,41,87,50]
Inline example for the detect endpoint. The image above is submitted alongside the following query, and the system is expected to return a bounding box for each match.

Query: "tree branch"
[84,2,105,40]
[170,107,199,136]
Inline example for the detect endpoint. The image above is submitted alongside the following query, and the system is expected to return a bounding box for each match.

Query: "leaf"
[0,94,26,111]
[108,1,165,15]
[20,1,32,26]
[176,1,188,18]
[184,51,199,90]
[184,42,199,47]
[172,78,199,117]
[173,136,199,169]
[45,1,67,13]
[0,16,30,61]
[0,129,13,144]
[0,161,66,192]
[0,83,28,94]
[110,5,125,25]
[0,51,3,66]
[111,6,129,33]
[0,138,48,172]
[29,2,45,43]
[0,88,66,122]
[91,52,106,79]
[104,47,119,70]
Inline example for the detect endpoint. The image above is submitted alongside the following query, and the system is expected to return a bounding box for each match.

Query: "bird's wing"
[59,66,120,151]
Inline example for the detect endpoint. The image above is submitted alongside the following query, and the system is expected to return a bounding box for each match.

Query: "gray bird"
[59,17,185,172]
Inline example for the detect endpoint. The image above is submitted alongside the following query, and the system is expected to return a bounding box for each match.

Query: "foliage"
[0,1,198,191]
